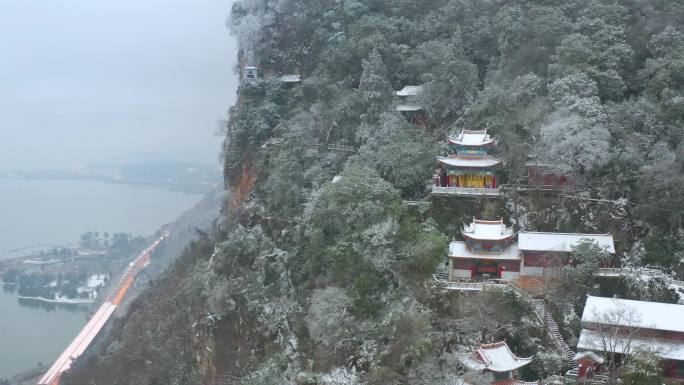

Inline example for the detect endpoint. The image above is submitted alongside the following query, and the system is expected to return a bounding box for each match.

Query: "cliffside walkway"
[597,267,684,285]
[597,267,684,302]
[36,232,168,385]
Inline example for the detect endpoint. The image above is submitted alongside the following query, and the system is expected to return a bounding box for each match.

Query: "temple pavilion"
[433,129,502,196]
[395,85,428,126]
[575,297,684,381]
[447,217,617,282]
[518,231,615,277]
[449,219,520,281]
[459,340,535,384]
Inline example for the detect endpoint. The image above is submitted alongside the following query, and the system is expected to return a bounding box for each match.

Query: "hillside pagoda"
[449,218,520,280]
[433,129,502,196]
[395,85,427,126]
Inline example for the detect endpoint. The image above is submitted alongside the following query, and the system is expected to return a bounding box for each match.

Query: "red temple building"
[575,296,684,381]
[518,232,615,277]
[524,161,574,190]
[459,341,535,384]
[449,219,520,281]
[433,129,502,196]
[448,219,616,282]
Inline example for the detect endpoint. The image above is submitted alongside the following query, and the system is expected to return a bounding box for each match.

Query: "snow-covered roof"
[582,296,684,333]
[524,161,571,172]
[437,155,502,168]
[518,232,615,253]
[461,341,533,373]
[574,351,604,364]
[395,85,423,96]
[449,241,520,260]
[244,65,259,70]
[448,129,496,147]
[279,74,301,83]
[463,219,514,241]
[578,328,684,361]
[396,104,423,112]
[87,274,106,288]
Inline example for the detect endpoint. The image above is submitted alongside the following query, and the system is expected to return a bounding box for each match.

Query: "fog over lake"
[0,0,237,380]
[0,179,204,380]
[0,179,204,256]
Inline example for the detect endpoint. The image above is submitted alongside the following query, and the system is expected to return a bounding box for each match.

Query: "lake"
[0,286,90,381]
[0,179,204,256]
[0,179,204,380]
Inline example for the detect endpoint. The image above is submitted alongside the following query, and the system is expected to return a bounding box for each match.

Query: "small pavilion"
[459,340,534,384]
[395,85,427,126]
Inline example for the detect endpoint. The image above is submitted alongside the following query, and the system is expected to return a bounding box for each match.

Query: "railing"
[598,267,684,287]
[431,186,502,196]
[308,142,355,153]
[434,277,510,291]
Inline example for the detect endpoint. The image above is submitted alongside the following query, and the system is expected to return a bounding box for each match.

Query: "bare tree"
[582,302,666,383]
[461,289,519,343]
[591,303,641,382]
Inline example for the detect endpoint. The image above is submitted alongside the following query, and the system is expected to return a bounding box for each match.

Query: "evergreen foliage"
[66,1,684,384]
[621,347,664,385]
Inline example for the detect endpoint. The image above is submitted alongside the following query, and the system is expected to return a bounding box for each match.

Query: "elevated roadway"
[36,232,168,385]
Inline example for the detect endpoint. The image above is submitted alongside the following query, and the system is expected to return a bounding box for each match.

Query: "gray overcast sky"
[0,0,237,170]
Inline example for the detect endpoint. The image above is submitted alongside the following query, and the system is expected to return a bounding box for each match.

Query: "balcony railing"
[431,186,502,196]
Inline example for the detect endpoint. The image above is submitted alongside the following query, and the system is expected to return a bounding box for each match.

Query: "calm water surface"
[0,179,203,379]
[0,179,203,255]
[0,287,89,380]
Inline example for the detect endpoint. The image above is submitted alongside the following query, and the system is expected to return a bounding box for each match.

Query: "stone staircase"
[565,367,611,384]
[531,299,578,371]
[434,263,449,281]
[432,268,580,377]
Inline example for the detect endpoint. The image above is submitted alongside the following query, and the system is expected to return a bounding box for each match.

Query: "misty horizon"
[0,0,238,171]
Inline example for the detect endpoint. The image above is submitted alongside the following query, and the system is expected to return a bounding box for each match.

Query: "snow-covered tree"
[359,48,393,121]
[563,239,612,289]
[621,347,664,385]
[537,111,610,174]
[306,287,352,345]
[640,25,684,98]
[584,303,650,383]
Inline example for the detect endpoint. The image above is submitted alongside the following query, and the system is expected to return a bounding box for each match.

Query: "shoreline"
[0,174,217,195]
[17,295,94,305]
[1,243,79,260]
